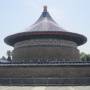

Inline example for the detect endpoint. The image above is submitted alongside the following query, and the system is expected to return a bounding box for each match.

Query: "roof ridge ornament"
[43,5,47,12]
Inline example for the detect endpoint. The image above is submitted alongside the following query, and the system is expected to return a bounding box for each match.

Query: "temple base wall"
[0,65,89,78]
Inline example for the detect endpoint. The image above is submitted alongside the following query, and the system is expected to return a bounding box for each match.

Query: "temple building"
[4,6,86,61]
[0,6,90,86]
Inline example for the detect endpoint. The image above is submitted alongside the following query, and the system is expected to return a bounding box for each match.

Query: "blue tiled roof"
[26,6,67,32]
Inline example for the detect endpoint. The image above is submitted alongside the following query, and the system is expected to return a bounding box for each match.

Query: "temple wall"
[12,46,80,61]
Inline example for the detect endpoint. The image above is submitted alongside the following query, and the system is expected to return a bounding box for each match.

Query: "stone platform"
[0,61,90,86]
[0,77,90,86]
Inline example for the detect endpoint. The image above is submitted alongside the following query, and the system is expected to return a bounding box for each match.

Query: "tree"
[0,56,6,60]
[7,50,12,61]
[80,52,90,61]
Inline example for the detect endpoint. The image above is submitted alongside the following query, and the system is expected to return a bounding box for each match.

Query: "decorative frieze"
[14,39,77,49]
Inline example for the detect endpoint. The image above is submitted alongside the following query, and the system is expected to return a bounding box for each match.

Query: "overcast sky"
[0,0,90,57]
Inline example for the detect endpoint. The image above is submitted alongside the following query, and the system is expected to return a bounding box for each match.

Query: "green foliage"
[80,52,90,61]
[0,56,6,60]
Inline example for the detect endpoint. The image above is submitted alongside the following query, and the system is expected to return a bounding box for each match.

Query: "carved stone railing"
[0,59,90,66]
